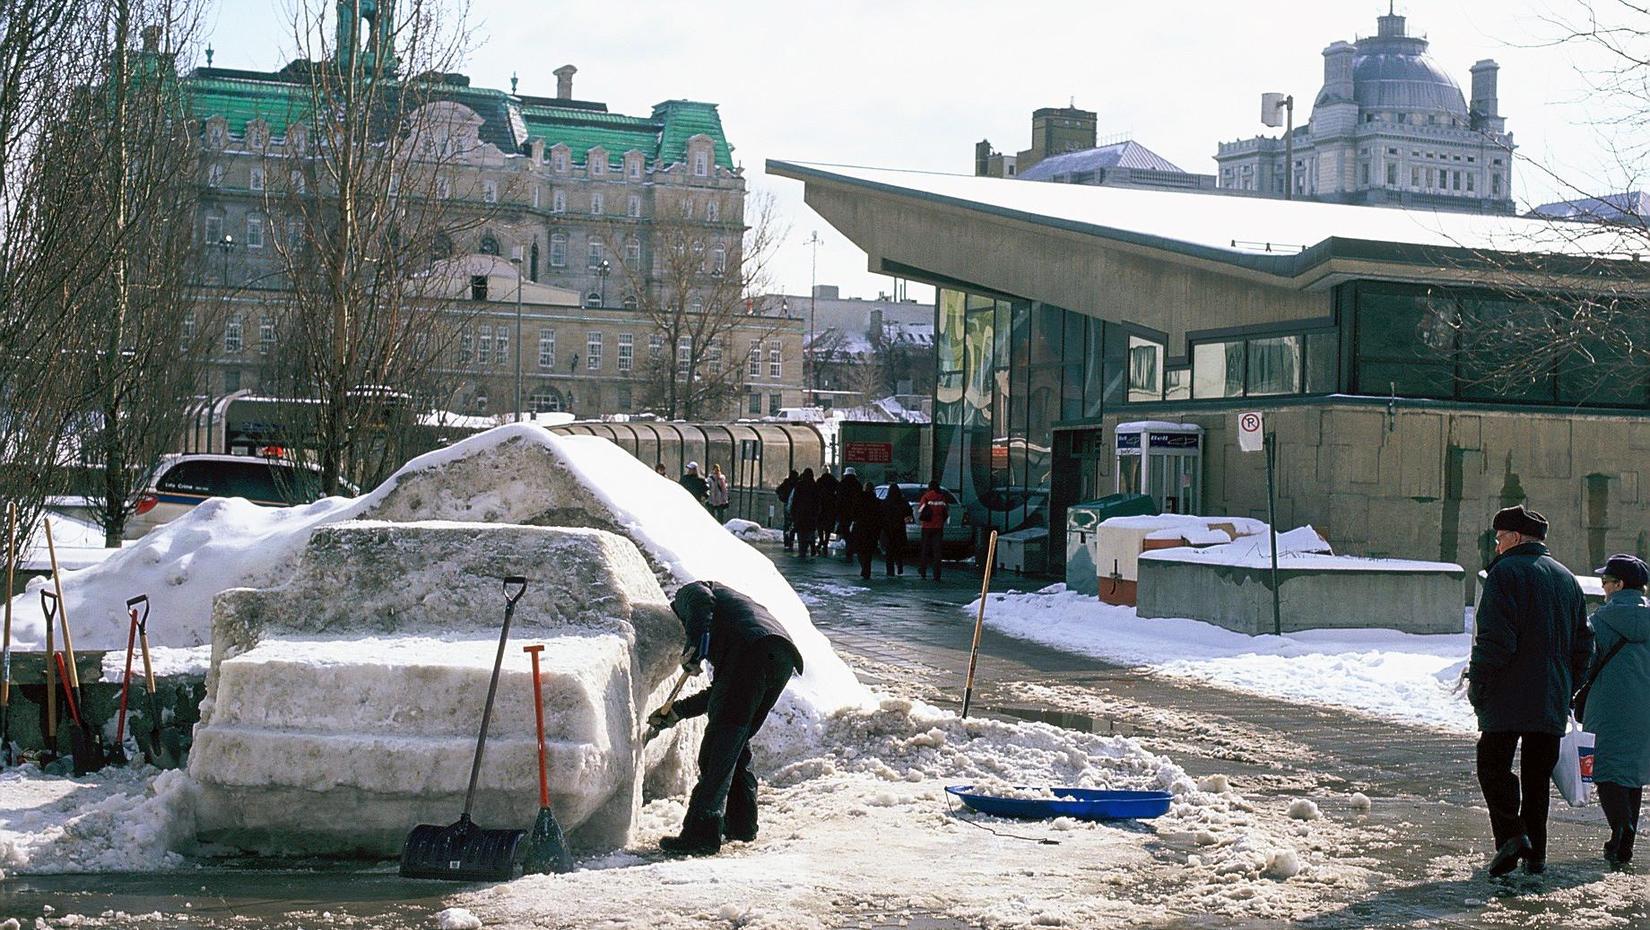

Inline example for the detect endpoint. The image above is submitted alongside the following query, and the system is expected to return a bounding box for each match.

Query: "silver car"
[873,483,975,560]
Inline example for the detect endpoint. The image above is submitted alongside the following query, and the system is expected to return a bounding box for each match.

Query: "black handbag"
[1573,637,1630,720]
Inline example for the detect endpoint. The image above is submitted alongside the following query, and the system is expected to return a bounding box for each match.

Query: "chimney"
[1470,59,1500,119]
[1321,41,1356,102]
[141,25,161,53]
[975,139,993,177]
[813,284,839,300]
[554,64,577,100]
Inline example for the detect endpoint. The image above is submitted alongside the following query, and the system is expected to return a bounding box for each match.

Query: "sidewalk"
[771,544,1641,929]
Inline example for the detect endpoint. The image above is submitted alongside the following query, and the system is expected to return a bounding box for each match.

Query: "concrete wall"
[1137,556,1465,634]
[1104,401,1650,599]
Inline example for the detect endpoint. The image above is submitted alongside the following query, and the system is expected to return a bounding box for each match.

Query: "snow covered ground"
[971,583,1477,734]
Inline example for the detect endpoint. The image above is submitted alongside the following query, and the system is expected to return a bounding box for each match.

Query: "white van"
[125,454,337,539]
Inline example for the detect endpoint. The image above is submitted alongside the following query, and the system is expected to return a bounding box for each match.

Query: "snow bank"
[0,766,195,875]
[969,585,1476,733]
[723,518,782,544]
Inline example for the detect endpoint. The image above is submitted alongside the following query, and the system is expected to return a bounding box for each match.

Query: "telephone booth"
[1114,421,1203,514]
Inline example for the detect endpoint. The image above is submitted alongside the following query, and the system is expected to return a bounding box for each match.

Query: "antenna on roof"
[1069,95,1076,108]
[510,71,518,94]
[205,44,213,67]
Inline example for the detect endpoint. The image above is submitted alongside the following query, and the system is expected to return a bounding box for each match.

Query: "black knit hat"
[1492,505,1548,540]
[1596,554,1650,589]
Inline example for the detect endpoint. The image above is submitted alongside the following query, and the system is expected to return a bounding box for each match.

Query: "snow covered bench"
[188,522,692,857]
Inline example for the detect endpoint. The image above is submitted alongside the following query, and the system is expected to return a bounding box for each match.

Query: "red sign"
[844,441,892,464]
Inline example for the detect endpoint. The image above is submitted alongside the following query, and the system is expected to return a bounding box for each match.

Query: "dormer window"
[552,149,568,173]
[706,200,719,222]
[249,167,264,191]
[483,179,498,203]
[627,155,643,180]
[693,150,708,177]
[208,163,223,188]
[590,153,606,177]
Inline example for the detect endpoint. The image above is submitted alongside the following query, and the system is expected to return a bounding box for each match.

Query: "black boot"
[660,810,722,856]
[1488,834,1530,877]
[724,777,758,843]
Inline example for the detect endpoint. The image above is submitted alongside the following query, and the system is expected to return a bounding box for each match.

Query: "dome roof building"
[1215,8,1514,214]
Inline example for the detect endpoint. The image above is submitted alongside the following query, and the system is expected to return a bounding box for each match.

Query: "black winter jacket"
[1468,542,1593,735]
[671,580,804,719]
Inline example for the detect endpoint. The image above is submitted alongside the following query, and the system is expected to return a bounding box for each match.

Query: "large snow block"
[1137,551,1465,635]
[189,522,696,857]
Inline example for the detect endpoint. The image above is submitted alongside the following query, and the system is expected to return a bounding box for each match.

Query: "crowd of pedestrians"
[772,469,953,581]
[1468,504,1650,876]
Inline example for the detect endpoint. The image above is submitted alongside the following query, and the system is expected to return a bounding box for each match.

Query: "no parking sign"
[1238,411,1264,453]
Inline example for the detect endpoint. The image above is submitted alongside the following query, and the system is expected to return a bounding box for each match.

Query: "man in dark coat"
[836,468,863,561]
[679,462,710,508]
[776,470,799,551]
[850,483,883,579]
[650,581,803,856]
[815,467,839,552]
[880,483,911,576]
[789,469,819,557]
[1468,504,1593,876]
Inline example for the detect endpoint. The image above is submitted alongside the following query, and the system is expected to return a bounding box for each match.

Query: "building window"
[458,327,472,365]
[587,332,603,370]
[628,157,642,180]
[768,342,781,378]
[769,393,782,416]
[747,391,760,415]
[290,169,306,194]
[246,215,264,249]
[713,245,727,274]
[436,176,451,199]
[478,325,493,366]
[591,155,605,177]
[706,200,719,222]
[1466,173,1475,193]
[258,315,275,355]
[496,325,510,368]
[1359,163,1369,186]
[204,214,223,245]
[1386,162,1397,187]
[618,333,633,371]
[483,179,498,203]
[529,388,561,413]
[585,292,601,308]
[249,167,264,191]
[479,233,500,256]
[1411,166,1421,188]
[208,163,223,187]
[1126,336,1161,402]
[623,294,638,310]
[550,233,567,267]
[649,333,663,358]
[532,186,541,208]
[538,329,555,370]
[224,315,243,353]
[587,238,603,267]
[693,151,708,177]
[1492,173,1502,195]
[680,199,693,218]
[591,192,604,215]
[1247,335,1302,396]
[677,337,692,376]
[181,313,196,347]
[552,189,566,213]
[627,194,641,218]
[626,237,641,264]
[224,368,241,392]
[553,150,567,172]
[747,345,761,378]
[470,274,489,301]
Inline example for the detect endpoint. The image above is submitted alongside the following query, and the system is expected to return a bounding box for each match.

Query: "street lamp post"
[217,234,235,285]
[1261,92,1295,200]
[511,247,525,422]
[596,259,610,307]
[805,230,821,404]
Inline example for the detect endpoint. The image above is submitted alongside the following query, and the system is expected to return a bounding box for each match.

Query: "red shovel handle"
[523,644,549,809]
[54,653,80,725]
[116,606,141,745]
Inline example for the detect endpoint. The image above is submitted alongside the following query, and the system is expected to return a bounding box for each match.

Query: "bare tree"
[58,1,215,546]
[609,190,787,419]
[254,0,497,493]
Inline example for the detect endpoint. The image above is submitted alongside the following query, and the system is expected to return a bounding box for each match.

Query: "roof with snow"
[1016,140,1185,181]
[1530,192,1650,227]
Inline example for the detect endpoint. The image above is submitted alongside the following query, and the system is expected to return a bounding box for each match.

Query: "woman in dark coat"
[789,469,819,557]
[880,483,911,576]
[815,468,839,552]
[1582,555,1650,867]
[836,469,863,561]
[850,484,883,579]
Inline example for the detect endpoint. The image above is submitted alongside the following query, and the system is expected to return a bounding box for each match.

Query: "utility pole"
[511,247,525,422]
[806,231,821,405]
[1261,92,1295,199]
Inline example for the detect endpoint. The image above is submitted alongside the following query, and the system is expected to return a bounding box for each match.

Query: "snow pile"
[723,518,783,544]
[1286,798,1322,821]
[1144,524,1463,575]
[968,584,1476,733]
[434,909,483,930]
[0,766,195,875]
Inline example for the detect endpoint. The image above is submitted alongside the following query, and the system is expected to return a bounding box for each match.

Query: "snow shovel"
[400,576,530,881]
[132,595,180,768]
[110,595,147,765]
[521,643,573,874]
[1,501,16,767]
[43,521,102,772]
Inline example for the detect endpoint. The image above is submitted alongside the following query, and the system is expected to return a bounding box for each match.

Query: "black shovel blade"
[400,815,525,882]
[69,724,104,776]
[522,806,573,875]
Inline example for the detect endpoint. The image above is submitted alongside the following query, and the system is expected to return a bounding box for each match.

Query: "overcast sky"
[202,1,1629,304]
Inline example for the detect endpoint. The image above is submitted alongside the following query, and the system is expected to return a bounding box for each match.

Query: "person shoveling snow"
[646,580,803,856]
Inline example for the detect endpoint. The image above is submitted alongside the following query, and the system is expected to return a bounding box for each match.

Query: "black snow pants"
[686,639,798,833]
[1476,730,1561,861]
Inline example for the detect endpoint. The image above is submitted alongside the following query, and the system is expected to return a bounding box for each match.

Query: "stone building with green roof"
[188,50,801,419]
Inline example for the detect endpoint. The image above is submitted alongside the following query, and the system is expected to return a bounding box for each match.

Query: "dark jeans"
[856,537,877,578]
[686,640,797,830]
[882,527,904,575]
[1476,731,1561,860]
[1598,781,1644,860]
[794,517,816,556]
[781,506,794,550]
[919,527,944,580]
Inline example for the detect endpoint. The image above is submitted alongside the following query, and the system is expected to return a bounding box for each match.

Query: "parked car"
[124,453,339,539]
[873,483,975,560]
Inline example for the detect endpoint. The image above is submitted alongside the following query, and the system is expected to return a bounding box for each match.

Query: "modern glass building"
[772,160,1650,581]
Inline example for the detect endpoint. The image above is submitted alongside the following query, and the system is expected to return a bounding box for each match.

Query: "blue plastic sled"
[945,785,1173,821]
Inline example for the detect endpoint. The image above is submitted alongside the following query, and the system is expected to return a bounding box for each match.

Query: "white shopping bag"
[1554,717,1596,807]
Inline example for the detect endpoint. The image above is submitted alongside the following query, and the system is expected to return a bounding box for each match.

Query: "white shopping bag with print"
[1554,717,1596,808]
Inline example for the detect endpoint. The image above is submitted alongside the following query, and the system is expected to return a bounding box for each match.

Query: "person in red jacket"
[916,479,950,582]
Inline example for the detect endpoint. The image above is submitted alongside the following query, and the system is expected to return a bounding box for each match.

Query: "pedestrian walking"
[776,470,799,552]
[915,480,950,582]
[648,581,803,856]
[880,483,911,576]
[815,467,839,553]
[790,469,820,557]
[707,464,731,523]
[1467,504,1593,877]
[851,484,883,580]
[1581,554,1650,869]
[837,468,863,562]
[680,462,710,509]
[655,462,668,477]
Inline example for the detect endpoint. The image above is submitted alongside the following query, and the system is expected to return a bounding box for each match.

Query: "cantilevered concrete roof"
[767,160,1648,282]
